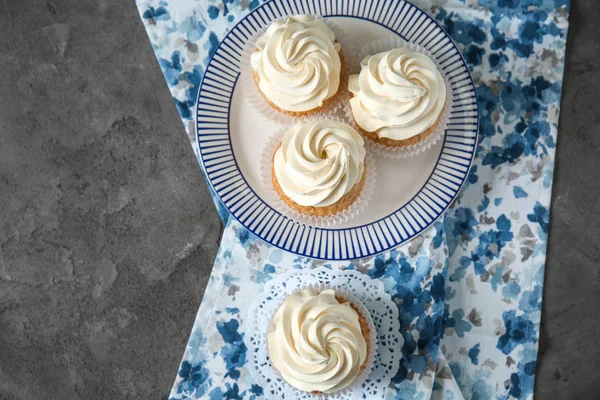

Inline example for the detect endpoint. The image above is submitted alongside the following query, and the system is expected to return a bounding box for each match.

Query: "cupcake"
[272,119,366,217]
[267,288,371,394]
[348,47,447,147]
[250,15,344,116]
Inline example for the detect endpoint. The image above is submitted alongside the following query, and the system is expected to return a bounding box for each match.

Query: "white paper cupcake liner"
[240,16,358,125]
[245,267,403,400]
[260,116,376,228]
[345,37,454,159]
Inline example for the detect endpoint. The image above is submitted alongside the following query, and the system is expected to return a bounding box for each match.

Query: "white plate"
[196,0,478,260]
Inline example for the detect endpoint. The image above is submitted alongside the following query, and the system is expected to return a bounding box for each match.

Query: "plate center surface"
[229,17,442,229]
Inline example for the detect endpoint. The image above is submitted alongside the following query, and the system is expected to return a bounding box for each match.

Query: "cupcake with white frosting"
[250,15,344,116]
[348,46,447,147]
[272,119,366,217]
[267,288,372,394]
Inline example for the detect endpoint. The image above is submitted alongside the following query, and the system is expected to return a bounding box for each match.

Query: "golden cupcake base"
[253,48,346,117]
[272,143,365,217]
[268,292,373,396]
[306,297,371,395]
[353,107,446,148]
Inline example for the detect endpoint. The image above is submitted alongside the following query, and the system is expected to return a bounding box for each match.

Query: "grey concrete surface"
[534,1,600,399]
[0,0,222,399]
[0,0,597,399]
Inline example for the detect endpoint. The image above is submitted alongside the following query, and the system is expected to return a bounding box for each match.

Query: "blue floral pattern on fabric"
[135,0,569,398]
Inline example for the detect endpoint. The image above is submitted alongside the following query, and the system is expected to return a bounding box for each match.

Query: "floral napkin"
[135,0,570,398]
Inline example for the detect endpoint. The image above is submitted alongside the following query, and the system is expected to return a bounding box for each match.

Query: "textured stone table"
[0,0,597,399]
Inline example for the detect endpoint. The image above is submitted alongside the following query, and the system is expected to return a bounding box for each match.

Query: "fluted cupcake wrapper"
[260,116,376,228]
[245,267,403,400]
[240,16,358,126]
[345,37,454,159]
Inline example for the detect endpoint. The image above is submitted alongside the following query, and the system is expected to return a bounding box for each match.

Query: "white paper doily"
[246,267,403,399]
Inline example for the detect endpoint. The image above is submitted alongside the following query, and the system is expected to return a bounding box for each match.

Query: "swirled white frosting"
[348,48,446,140]
[273,119,365,207]
[268,288,368,393]
[250,15,342,112]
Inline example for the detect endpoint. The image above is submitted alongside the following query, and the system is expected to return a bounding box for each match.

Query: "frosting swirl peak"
[251,15,342,112]
[273,119,365,207]
[268,288,368,393]
[348,47,446,140]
